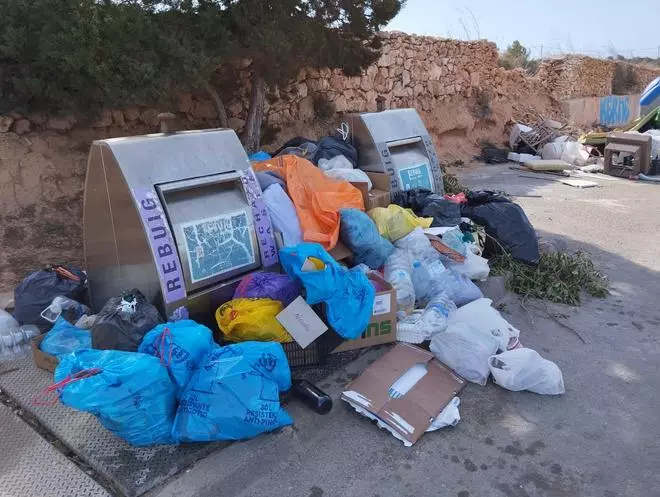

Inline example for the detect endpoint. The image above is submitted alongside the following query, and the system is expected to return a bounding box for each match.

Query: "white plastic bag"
[324,168,372,190]
[488,348,565,395]
[451,298,519,352]
[430,321,499,385]
[318,155,354,171]
[263,184,303,247]
[447,250,490,281]
[427,397,460,431]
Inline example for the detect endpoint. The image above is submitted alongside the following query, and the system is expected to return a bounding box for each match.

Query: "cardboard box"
[30,334,58,372]
[341,343,466,446]
[364,172,392,210]
[332,273,397,353]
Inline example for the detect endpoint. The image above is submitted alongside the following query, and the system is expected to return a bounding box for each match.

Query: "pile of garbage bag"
[3,133,567,450]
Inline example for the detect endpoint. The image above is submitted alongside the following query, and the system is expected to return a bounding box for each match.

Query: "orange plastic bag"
[254,155,364,249]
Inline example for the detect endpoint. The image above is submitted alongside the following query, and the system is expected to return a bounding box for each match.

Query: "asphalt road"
[150,164,660,497]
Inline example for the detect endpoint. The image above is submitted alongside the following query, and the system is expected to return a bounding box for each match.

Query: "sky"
[387,0,660,59]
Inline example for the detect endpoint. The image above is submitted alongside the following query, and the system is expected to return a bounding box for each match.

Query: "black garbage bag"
[391,189,462,227]
[14,265,87,331]
[272,136,317,157]
[91,289,163,351]
[461,191,540,265]
[313,136,358,168]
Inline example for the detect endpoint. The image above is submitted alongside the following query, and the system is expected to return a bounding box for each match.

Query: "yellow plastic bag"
[216,298,293,343]
[367,205,433,242]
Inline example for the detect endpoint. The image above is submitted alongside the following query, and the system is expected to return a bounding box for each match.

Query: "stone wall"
[0,32,657,290]
[536,56,660,100]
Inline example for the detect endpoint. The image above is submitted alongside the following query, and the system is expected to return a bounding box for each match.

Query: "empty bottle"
[292,380,333,414]
[411,261,432,305]
[422,292,456,332]
[384,251,416,317]
[0,325,40,361]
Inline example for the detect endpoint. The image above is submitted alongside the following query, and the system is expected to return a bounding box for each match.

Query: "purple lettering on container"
[239,168,278,267]
[133,188,186,304]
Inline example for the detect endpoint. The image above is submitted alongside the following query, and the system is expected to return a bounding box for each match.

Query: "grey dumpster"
[348,108,443,194]
[83,129,277,325]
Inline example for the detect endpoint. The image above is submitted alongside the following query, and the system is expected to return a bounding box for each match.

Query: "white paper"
[276,296,328,348]
[372,294,391,316]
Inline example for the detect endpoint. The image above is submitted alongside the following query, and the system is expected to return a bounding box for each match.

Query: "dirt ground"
[149,164,660,497]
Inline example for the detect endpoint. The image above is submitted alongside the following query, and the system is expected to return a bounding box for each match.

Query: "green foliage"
[498,40,538,75]
[491,250,609,306]
[0,0,230,114]
[0,0,403,134]
[442,171,469,194]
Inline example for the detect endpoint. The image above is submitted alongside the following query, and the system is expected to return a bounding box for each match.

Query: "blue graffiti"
[599,95,631,127]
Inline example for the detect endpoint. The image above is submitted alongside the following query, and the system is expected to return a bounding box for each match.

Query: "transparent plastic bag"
[489,348,565,395]
[432,270,483,307]
[325,168,372,190]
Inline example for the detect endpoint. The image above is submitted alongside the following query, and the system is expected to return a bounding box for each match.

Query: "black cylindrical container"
[292,380,333,414]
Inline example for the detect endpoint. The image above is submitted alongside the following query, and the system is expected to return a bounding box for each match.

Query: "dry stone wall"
[536,55,660,100]
[1,32,658,290]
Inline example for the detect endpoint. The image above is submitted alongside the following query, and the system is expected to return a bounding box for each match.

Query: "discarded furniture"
[604,132,652,177]
[348,108,444,194]
[84,129,275,325]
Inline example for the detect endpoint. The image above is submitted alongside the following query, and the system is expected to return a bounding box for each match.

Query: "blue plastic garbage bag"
[172,342,293,442]
[138,320,215,398]
[249,151,272,162]
[40,317,91,357]
[55,350,177,446]
[339,208,394,269]
[279,243,375,339]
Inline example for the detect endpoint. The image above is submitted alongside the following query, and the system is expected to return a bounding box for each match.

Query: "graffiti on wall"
[599,95,631,127]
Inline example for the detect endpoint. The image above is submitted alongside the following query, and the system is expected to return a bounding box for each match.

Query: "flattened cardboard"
[277,296,328,348]
[341,343,466,445]
[332,273,397,353]
[31,334,58,373]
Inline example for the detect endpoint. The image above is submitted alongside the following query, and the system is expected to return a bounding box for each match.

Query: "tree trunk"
[204,81,229,128]
[242,73,266,155]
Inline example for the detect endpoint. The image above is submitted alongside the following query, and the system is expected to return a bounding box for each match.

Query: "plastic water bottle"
[411,261,432,305]
[422,292,456,332]
[0,325,40,361]
[384,252,416,316]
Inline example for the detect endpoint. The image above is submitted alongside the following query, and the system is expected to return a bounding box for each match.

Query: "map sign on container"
[181,210,255,284]
[398,164,433,192]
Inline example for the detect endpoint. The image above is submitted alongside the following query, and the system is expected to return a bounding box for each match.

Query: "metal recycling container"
[348,108,443,194]
[83,129,278,325]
